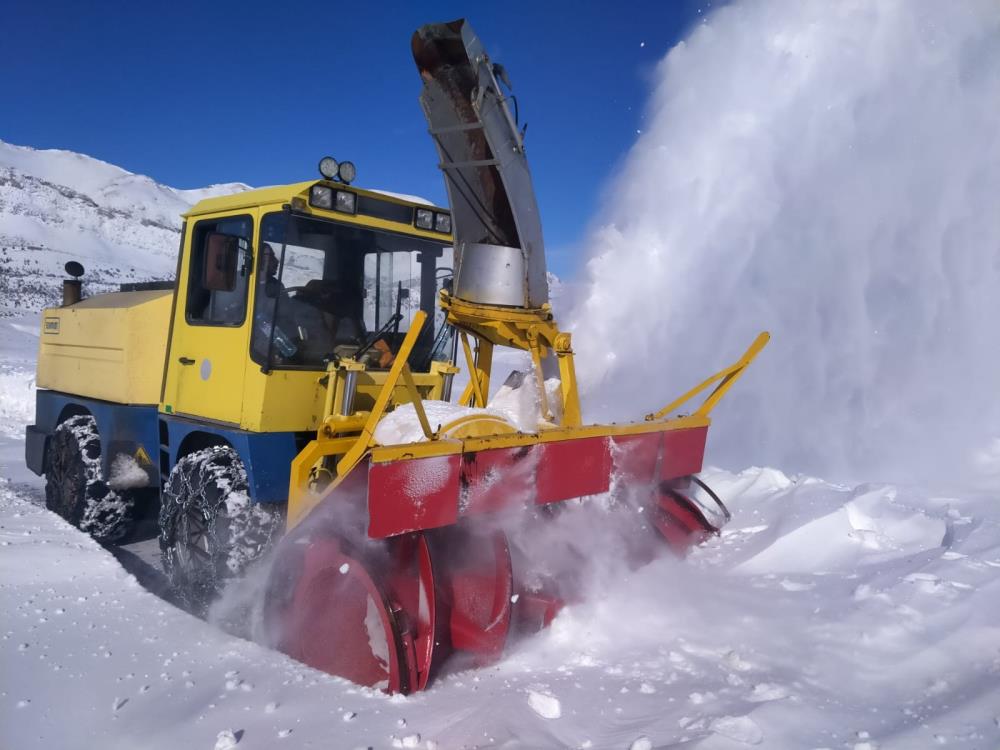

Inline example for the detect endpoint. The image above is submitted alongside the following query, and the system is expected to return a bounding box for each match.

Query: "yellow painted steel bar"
[553,333,582,427]
[459,332,485,407]
[401,364,434,439]
[475,338,493,404]
[334,311,429,476]
[527,331,552,422]
[285,435,356,528]
[648,331,770,421]
[285,312,430,529]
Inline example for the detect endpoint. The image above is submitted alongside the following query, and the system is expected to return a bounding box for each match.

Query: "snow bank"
[11,469,1000,750]
[570,0,1000,488]
[8,466,1000,748]
[0,369,35,440]
[503,466,1000,748]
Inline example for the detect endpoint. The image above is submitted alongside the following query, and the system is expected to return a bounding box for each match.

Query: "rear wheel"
[158,445,282,614]
[44,414,134,544]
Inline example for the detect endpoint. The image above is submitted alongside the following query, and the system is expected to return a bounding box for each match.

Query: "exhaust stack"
[412,19,549,310]
[62,261,84,306]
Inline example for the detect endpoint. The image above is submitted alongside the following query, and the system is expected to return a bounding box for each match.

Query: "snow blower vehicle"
[25,18,768,694]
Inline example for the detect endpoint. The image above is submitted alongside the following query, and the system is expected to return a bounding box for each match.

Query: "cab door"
[162,213,255,425]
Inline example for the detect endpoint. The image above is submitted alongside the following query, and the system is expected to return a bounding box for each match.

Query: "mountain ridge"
[0,139,250,315]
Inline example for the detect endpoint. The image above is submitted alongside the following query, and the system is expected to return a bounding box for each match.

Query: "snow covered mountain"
[0,140,249,315]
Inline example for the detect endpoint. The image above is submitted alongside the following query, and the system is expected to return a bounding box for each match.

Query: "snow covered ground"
[4,311,1000,749]
[5,1,1000,746]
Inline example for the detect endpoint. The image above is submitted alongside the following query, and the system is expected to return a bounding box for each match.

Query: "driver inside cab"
[252,244,394,369]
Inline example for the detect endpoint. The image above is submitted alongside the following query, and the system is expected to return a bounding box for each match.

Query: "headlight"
[338,161,357,184]
[434,212,452,234]
[309,185,333,209]
[415,208,434,229]
[335,190,356,214]
[318,156,339,180]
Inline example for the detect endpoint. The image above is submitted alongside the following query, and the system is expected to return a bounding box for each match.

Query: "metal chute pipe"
[412,19,549,309]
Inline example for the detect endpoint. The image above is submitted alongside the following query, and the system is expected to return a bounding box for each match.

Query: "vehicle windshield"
[251,211,455,371]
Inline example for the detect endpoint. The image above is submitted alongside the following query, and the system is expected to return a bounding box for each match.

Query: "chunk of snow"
[107,454,149,491]
[710,715,763,744]
[526,689,561,719]
[214,729,241,750]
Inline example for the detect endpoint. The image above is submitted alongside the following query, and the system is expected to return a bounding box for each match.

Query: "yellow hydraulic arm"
[647,332,770,421]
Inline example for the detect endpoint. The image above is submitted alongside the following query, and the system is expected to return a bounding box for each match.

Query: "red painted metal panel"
[368,454,461,538]
[660,427,708,480]
[535,436,612,504]
[611,433,661,483]
[654,489,713,555]
[459,445,540,516]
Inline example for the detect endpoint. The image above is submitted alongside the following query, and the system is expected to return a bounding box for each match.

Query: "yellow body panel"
[161,216,256,425]
[36,290,171,405]
[241,367,327,432]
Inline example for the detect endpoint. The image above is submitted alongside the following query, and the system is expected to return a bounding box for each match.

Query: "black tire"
[158,445,283,614]
[44,414,134,544]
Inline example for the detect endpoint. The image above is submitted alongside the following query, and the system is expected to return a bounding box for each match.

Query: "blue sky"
[2,1,708,276]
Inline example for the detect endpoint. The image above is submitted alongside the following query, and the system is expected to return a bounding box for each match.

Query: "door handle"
[178,357,195,365]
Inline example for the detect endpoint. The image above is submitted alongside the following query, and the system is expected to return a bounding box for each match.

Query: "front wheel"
[158,445,282,614]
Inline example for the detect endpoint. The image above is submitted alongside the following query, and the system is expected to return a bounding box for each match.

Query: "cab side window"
[185,215,253,325]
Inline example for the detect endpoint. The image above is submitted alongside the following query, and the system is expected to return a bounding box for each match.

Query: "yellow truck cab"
[26,162,455,607]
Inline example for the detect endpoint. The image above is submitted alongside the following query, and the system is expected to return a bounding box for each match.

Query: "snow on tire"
[44,414,134,544]
[159,445,282,614]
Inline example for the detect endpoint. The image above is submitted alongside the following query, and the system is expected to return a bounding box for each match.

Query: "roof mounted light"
[434,212,452,234]
[335,190,356,214]
[338,161,356,184]
[414,208,452,234]
[309,184,334,209]
[415,208,434,230]
[318,156,339,180]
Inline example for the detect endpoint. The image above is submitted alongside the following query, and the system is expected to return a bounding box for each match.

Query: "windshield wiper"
[354,313,404,361]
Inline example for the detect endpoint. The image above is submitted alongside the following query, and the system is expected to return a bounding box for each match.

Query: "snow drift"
[8,466,1000,749]
[570,0,1000,488]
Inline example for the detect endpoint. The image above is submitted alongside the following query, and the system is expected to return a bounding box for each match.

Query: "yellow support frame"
[286,312,769,529]
[287,312,432,527]
[647,332,771,420]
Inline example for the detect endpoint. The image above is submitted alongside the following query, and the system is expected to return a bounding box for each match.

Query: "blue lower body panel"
[162,415,297,504]
[30,391,161,486]
[29,390,298,504]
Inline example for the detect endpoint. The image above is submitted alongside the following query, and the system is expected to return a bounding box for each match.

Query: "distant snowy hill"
[0,140,249,315]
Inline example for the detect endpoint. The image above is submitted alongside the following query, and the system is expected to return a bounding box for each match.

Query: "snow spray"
[570,0,1000,488]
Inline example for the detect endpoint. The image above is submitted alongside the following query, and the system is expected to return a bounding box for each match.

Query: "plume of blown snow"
[570,0,1000,487]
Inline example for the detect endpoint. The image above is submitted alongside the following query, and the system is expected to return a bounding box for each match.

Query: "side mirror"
[203,233,240,291]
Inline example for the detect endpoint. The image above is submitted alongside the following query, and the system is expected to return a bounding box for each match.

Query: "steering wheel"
[356,313,403,358]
